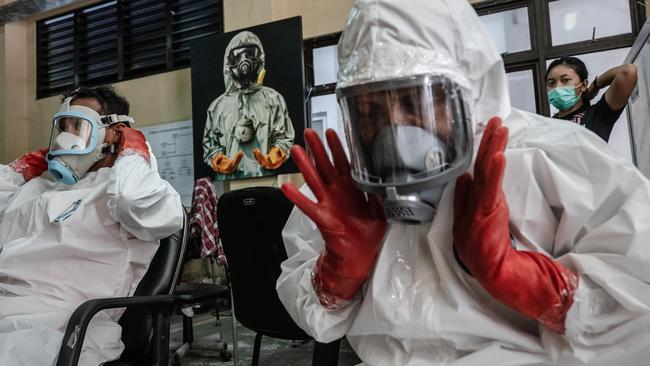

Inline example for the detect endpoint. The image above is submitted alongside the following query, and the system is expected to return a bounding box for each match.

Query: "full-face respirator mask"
[46,97,135,185]
[337,74,473,224]
[228,45,262,87]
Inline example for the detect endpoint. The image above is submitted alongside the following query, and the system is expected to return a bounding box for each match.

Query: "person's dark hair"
[546,56,589,82]
[62,85,130,116]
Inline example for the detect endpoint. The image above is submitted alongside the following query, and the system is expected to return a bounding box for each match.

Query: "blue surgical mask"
[547,86,581,111]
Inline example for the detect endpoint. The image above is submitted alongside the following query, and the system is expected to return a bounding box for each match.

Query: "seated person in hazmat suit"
[0,86,183,366]
[202,30,295,180]
[277,1,650,365]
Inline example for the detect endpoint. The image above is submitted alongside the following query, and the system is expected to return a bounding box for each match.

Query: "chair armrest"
[174,283,229,304]
[56,295,175,366]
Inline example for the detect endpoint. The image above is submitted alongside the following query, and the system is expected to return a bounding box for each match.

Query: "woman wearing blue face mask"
[546,56,637,141]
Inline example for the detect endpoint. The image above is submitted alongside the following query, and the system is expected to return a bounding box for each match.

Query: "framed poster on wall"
[190,16,306,181]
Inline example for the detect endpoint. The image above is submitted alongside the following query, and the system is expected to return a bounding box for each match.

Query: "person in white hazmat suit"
[0,85,183,366]
[277,0,650,365]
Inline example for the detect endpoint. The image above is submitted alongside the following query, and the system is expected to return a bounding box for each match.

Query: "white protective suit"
[0,150,183,366]
[277,1,650,365]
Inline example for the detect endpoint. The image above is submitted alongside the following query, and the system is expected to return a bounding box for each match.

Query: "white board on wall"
[140,120,194,207]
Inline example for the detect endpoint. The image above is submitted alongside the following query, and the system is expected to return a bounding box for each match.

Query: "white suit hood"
[223,31,266,93]
[337,0,511,129]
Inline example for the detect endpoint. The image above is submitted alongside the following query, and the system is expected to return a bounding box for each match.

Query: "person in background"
[0,85,183,366]
[546,56,637,141]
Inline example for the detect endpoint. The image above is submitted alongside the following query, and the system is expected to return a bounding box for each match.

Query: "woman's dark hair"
[62,85,130,116]
[546,56,589,82]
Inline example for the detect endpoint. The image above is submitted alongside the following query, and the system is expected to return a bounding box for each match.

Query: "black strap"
[452,244,473,277]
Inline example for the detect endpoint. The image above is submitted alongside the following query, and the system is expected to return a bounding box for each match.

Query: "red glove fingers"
[326,129,352,178]
[282,129,387,309]
[283,146,327,216]
[9,148,49,182]
[453,117,578,333]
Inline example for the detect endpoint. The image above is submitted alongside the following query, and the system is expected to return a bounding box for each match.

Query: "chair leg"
[230,288,240,366]
[172,308,195,365]
[182,312,194,344]
[312,339,341,366]
[251,333,263,366]
[151,307,173,366]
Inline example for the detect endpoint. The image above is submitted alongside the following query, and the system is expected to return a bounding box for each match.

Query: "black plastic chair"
[217,186,341,366]
[57,211,190,366]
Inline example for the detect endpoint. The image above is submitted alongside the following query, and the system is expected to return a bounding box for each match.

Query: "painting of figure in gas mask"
[191,17,305,181]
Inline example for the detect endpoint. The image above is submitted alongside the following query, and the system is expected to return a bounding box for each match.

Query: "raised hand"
[282,129,387,309]
[453,117,578,333]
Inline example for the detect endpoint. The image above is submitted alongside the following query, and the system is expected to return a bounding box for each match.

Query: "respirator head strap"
[101,144,119,155]
[100,114,135,126]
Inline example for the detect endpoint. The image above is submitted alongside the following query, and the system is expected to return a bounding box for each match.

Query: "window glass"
[479,7,531,55]
[627,36,650,174]
[310,93,349,157]
[313,45,339,86]
[79,1,118,83]
[506,69,537,113]
[36,0,224,98]
[549,0,632,46]
[37,13,76,95]
[609,106,632,163]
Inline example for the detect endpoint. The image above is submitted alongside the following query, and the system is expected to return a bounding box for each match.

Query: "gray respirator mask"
[228,45,262,87]
[337,74,473,224]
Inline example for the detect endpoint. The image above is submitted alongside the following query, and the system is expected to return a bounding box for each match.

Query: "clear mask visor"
[228,45,260,67]
[48,116,95,154]
[337,74,473,188]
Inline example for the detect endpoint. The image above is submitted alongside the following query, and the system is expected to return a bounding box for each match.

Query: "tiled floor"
[169,311,362,366]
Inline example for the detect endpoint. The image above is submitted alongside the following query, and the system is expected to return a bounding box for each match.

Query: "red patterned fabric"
[189,177,226,264]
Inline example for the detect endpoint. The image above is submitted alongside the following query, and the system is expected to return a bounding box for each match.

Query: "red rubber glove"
[453,117,578,333]
[282,129,387,309]
[9,148,49,182]
[117,126,150,162]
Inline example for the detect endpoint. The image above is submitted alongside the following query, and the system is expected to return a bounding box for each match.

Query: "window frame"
[36,0,224,99]
[303,32,341,99]
[302,0,645,121]
[303,32,341,130]
[473,0,646,116]
[505,63,541,114]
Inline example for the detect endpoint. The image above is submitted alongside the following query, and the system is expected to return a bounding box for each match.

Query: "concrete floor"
[169,311,362,366]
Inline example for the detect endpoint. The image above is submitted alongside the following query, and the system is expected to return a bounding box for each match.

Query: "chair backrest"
[132,210,188,297]
[117,210,188,361]
[217,186,309,340]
